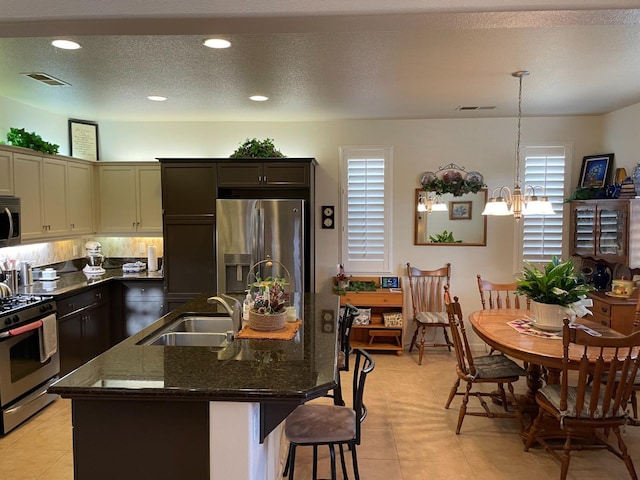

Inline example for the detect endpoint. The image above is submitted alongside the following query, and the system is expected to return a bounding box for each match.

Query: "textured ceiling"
[1,3,640,122]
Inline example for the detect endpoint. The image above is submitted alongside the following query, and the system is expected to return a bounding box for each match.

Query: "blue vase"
[593,264,610,291]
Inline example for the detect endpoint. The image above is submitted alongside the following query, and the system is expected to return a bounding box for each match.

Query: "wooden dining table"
[468,308,625,404]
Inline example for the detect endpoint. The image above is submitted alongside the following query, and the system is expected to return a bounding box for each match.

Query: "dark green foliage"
[230,138,286,158]
[4,127,59,155]
[516,256,594,306]
[422,177,485,197]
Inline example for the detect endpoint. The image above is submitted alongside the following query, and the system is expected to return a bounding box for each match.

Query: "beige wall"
[3,94,611,347]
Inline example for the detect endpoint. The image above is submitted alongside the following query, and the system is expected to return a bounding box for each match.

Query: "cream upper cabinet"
[13,152,45,240]
[0,149,14,196]
[67,160,94,234]
[98,163,161,234]
[12,148,95,241]
[42,158,69,237]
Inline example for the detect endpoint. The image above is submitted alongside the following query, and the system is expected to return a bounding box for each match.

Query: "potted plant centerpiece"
[247,276,289,331]
[516,256,594,331]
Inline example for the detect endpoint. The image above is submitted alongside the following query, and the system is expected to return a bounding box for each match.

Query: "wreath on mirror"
[420,163,486,197]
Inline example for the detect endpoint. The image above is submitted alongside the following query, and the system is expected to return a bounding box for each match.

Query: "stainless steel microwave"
[0,197,20,247]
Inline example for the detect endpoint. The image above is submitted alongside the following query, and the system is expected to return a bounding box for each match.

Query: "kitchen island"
[49,293,339,480]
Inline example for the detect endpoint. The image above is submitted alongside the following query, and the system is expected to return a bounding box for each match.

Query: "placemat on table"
[507,318,562,340]
[235,319,301,340]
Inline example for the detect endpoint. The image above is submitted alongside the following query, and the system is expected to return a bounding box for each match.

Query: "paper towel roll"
[147,245,158,272]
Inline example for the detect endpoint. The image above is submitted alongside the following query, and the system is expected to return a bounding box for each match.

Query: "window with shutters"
[515,144,570,270]
[340,146,393,274]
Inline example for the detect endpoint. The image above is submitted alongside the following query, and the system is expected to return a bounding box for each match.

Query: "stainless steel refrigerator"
[216,199,305,296]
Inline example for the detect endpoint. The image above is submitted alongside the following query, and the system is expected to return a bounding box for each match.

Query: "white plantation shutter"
[518,145,568,267]
[340,146,392,273]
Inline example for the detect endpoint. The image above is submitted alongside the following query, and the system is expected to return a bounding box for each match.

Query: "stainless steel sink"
[138,313,237,347]
[167,316,235,334]
[147,332,229,347]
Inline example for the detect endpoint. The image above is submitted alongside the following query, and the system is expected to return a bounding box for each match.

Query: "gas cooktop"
[0,295,52,314]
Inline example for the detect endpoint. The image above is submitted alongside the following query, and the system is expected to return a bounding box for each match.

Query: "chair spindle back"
[477,275,529,310]
[407,263,451,316]
[445,286,476,378]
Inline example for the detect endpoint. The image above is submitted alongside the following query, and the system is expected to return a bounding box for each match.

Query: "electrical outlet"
[138,242,146,255]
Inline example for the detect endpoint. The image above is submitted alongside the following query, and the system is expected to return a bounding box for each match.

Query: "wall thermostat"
[321,205,335,229]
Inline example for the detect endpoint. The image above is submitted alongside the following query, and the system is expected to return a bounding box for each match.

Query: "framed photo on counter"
[69,119,99,161]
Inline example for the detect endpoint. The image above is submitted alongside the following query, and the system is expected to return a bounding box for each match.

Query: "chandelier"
[481,71,554,221]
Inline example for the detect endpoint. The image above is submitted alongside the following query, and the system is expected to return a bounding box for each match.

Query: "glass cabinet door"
[597,207,626,257]
[573,206,596,256]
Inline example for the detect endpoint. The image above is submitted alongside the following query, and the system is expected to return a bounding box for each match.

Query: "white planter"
[529,300,571,332]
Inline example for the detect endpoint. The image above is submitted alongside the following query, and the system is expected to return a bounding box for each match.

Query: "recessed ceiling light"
[203,38,231,49]
[250,95,269,102]
[147,95,167,102]
[51,39,82,50]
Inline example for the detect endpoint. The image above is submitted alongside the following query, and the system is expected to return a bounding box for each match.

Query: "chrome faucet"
[207,294,241,332]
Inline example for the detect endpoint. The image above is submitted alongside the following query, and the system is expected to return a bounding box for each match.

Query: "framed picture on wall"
[449,201,472,220]
[69,119,99,161]
[579,153,613,189]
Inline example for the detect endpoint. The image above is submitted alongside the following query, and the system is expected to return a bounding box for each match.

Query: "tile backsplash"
[0,237,163,268]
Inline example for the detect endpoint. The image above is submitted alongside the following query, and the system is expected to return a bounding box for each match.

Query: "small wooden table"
[468,309,624,403]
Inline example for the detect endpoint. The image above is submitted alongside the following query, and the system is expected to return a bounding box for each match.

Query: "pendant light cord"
[514,72,524,190]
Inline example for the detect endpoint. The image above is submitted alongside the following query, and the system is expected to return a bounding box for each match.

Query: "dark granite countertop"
[49,293,340,403]
[15,268,163,298]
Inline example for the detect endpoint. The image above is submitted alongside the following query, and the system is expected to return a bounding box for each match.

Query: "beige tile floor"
[0,350,638,479]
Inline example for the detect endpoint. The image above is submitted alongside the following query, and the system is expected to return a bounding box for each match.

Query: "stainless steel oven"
[0,295,58,434]
[0,196,21,248]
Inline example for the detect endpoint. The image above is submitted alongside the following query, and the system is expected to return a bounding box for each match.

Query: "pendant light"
[482,70,554,221]
[417,192,448,213]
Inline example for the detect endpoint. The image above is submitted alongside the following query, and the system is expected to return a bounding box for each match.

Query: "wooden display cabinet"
[336,276,404,354]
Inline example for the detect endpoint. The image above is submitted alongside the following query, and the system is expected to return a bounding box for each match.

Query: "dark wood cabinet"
[120,280,165,338]
[569,199,640,267]
[161,162,216,215]
[57,285,111,375]
[217,160,310,188]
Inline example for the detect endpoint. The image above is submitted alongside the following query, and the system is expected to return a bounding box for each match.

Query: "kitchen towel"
[39,313,58,363]
[147,245,158,272]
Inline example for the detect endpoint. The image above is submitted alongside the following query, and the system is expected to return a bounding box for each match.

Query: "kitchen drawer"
[589,311,610,328]
[57,285,109,317]
[590,298,610,317]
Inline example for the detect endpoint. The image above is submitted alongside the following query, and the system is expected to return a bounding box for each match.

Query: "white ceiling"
[2,1,640,122]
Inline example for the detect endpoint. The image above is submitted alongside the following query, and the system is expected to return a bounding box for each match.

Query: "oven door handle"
[0,320,43,338]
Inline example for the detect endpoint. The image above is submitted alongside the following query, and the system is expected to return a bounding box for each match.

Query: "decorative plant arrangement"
[420,163,485,197]
[230,138,286,158]
[250,276,288,315]
[516,257,593,307]
[516,256,594,331]
[2,127,59,155]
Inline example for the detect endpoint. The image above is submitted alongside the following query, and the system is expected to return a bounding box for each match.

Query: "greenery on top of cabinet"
[230,138,286,158]
[2,127,60,155]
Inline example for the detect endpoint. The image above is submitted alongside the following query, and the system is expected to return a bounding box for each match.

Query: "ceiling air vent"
[22,72,71,86]
[456,106,496,111]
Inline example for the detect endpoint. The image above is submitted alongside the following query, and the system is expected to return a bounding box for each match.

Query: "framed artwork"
[381,276,399,288]
[579,153,613,189]
[69,119,99,161]
[449,201,472,220]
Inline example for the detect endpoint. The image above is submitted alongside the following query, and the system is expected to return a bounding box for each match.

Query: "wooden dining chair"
[283,349,375,480]
[443,286,527,434]
[477,274,531,363]
[524,318,640,480]
[406,262,453,365]
[601,295,640,424]
[477,274,530,310]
